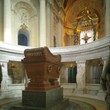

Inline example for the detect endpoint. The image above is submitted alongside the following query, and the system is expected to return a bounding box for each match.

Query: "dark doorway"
[18,27,30,46]
[68,66,77,83]
[18,34,28,46]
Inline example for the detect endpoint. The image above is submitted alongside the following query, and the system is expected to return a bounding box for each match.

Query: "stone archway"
[11,1,38,46]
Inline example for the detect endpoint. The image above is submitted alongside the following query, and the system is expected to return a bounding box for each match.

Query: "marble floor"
[65,96,106,110]
[0,96,106,110]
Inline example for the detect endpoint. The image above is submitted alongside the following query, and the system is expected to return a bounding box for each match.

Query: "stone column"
[76,61,86,89]
[0,0,3,41]
[50,1,54,47]
[40,0,46,47]
[60,64,68,83]
[101,56,108,78]
[46,1,51,47]
[0,62,8,91]
[98,59,106,102]
[4,0,12,43]
[105,0,110,37]
[56,12,62,47]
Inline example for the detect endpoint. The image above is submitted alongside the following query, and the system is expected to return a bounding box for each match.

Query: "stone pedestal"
[13,99,68,110]
[22,87,63,108]
[12,87,69,110]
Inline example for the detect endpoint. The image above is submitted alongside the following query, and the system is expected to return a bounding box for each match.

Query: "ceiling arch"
[63,0,105,29]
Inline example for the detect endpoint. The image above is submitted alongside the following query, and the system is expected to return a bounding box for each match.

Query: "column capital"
[102,56,108,61]
[39,0,46,3]
[76,60,86,64]
[47,0,53,5]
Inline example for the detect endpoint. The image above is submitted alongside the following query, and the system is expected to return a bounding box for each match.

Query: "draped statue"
[0,66,2,88]
[101,50,110,110]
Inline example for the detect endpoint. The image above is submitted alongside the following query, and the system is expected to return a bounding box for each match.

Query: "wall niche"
[86,58,103,84]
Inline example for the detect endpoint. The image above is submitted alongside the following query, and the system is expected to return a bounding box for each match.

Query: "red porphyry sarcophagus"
[22,47,61,91]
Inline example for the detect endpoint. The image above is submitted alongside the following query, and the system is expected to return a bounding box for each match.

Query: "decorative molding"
[0,36,109,62]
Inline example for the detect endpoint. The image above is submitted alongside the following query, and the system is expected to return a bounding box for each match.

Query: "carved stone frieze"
[8,60,25,84]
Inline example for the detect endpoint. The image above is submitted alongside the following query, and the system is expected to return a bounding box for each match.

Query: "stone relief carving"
[0,65,2,88]
[20,10,28,23]
[101,50,110,110]
[14,2,33,24]
[8,60,25,84]
[86,59,103,84]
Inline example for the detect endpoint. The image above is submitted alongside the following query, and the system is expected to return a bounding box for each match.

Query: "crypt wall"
[0,36,109,100]
[0,0,110,101]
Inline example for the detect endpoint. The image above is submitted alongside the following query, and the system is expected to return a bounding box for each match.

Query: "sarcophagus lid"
[23,47,61,64]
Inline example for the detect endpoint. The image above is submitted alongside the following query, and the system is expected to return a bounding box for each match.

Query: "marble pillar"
[4,0,12,44]
[57,13,62,47]
[40,0,46,47]
[101,57,108,78]
[0,0,3,41]
[46,1,51,47]
[76,61,86,89]
[0,62,8,91]
[60,65,68,83]
[105,0,110,37]
[50,1,54,47]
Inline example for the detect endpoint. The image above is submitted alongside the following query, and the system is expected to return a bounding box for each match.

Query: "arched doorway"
[18,25,30,46]
[68,66,77,83]
[18,34,28,46]
[67,62,77,83]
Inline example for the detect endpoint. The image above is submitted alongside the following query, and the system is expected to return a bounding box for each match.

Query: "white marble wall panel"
[0,36,109,100]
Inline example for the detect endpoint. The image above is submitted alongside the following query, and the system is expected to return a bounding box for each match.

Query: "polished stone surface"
[22,47,61,91]
[12,99,69,110]
[22,87,63,107]
[0,96,106,110]
[12,87,69,110]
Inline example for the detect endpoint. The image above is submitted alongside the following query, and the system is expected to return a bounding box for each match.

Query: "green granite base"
[12,99,69,110]
[22,87,63,107]
[12,87,69,110]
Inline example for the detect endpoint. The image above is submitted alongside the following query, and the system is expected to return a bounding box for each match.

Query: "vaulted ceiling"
[62,0,105,29]
[61,0,105,38]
